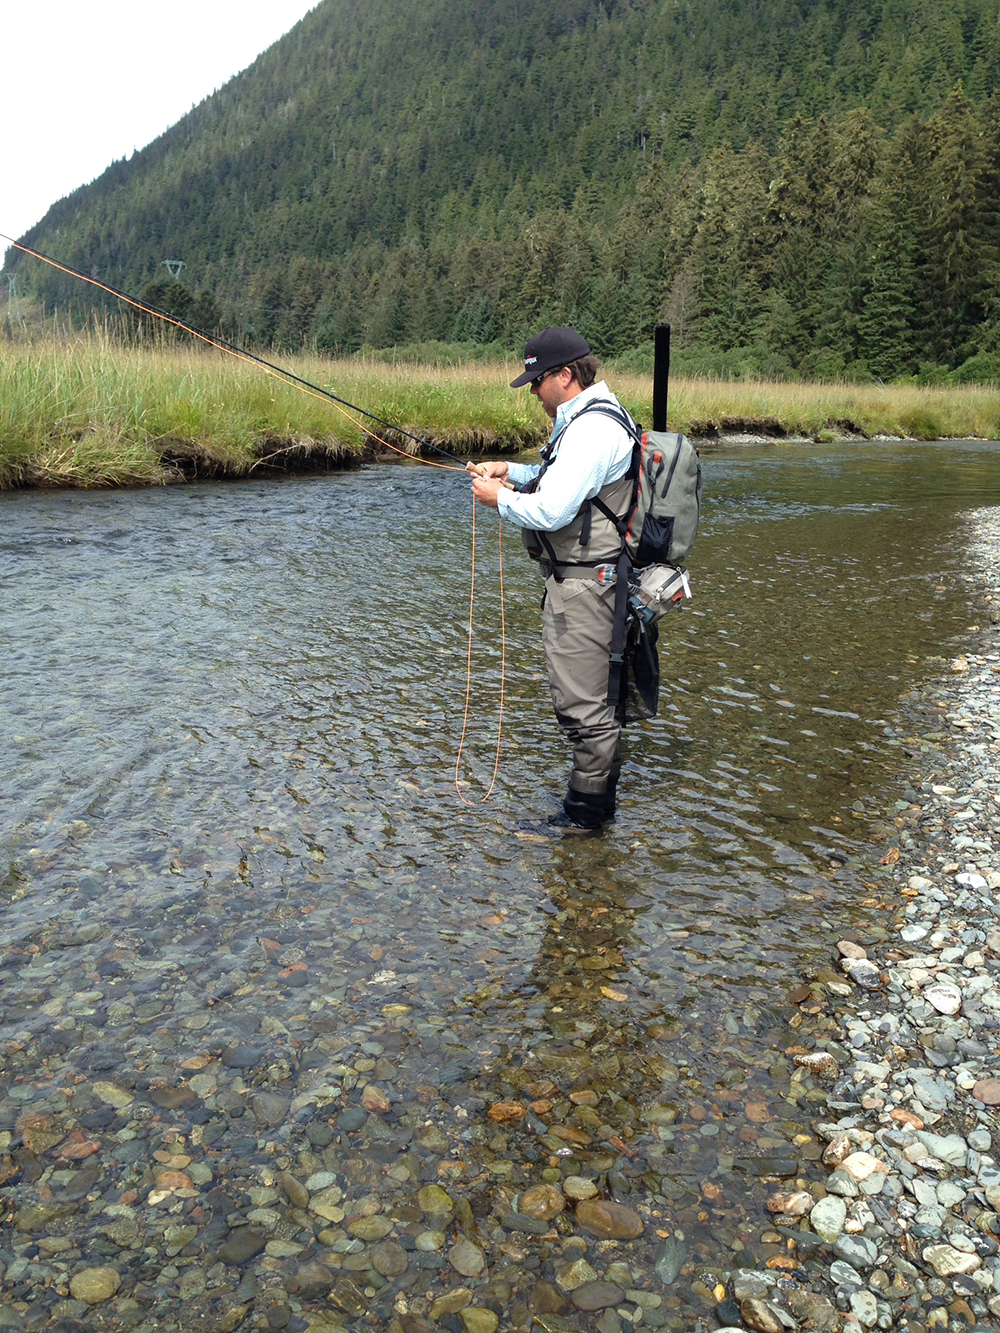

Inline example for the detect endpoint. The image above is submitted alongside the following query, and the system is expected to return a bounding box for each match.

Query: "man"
[469,326,636,831]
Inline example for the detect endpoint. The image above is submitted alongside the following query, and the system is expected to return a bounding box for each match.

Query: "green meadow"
[2,337,1000,489]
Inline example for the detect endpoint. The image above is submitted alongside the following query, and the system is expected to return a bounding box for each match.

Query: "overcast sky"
[3,1,320,266]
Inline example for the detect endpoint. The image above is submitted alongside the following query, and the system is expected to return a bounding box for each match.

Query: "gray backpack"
[576,403,702,720]
[579,404,702,567]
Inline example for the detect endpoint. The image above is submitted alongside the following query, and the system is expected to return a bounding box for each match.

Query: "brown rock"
[487,1102,525,1123]
[569,1090,599,1106]
[361,1085,391,1114]
[740,1296,786,1333]
[973,1078,1000,1106]
[370,1240,409,1277]
[890,1107,925,1129]
[151,1086,196,1109]
[837,939,867,959]
[278,1171,309,1209]
[519,1184,566,1221]
[529,1281,566,1314]
[16,1112,64,1156]
[58,1134,101,1160]
[548,1125,592,1146]
[766,1190,813,1217]
[570,1281,623,1311]
[574,1198,644,1240]
[153,1169,194,1191]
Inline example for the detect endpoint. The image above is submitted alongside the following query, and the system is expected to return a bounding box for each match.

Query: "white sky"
[3,1,320,266]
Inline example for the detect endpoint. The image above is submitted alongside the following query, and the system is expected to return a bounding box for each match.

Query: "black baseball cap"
[510,326,591,387]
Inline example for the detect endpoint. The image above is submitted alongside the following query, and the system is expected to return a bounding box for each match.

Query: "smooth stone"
[841,958,881,989]
[251,1092,291,1129]
[833,1236,878,1270]
[922,1244,982,1277]
[449,1239,486,1278]
[924,983,962,1016]
[415,1230,446,1251]
[278,1171,309,1209]
[575,1199,644,1239]
[68,1267,122,1304]
[337,1107,367,1131]
[653,1234,686,1285]
[530,1280,567,1313]
[841,1152,889,1182]
[218,1230,267,1264]
[739,1296,786,1333]
[459,1310,499,1333]
[849,1290,878,1328]
[810,1195,847,1243]
[973,1078,1000,1106]
[829,1259,863,1286]
[519,1183,566,1220]
[916,1131,968,1166]
[430,1288,473,1318]
[563,1176,599,1201]
[179,1267,207,1299]
[555,1258,599,1291]
[570,1281,623,1311]
[92,1082,134,1109]
[418,1184,454,1214]
[502,1211,550,1235]
[369,1240,408,1277]
[347,1214,392,1241]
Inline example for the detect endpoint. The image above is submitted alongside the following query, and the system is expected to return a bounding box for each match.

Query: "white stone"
[956,872,988,890]
[922,1245,982,1278]
[916,1131,968,1167]
[924,982,962,1015]
[810,1195,847,1243]
[849,1290,878,1328]
[840,1152,889,1182]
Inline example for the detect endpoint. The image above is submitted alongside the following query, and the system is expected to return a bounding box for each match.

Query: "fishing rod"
[2,232,506,803]
[0,234,468,470]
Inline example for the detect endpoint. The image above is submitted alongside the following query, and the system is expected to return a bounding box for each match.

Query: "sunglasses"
[530,365,563,389]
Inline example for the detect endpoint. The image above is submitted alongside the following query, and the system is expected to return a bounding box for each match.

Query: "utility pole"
[161,260,185,281]
[5,274,23,339]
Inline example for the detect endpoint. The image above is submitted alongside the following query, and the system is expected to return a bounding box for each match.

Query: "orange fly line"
[3,236,507,805]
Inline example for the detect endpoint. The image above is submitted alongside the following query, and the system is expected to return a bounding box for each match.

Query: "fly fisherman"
[469,326,636,831]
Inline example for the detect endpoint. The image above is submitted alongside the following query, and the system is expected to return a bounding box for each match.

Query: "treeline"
[8,0,1000,380]
[115,88,1000,385]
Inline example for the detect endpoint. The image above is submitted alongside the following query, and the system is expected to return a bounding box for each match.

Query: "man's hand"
[470,474,504,509]
[466,460,509,481]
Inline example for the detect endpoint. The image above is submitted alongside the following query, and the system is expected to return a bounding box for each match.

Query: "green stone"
[347,1214,392,1241]
[418,1184,454,1214]
[460,1310,500,1333]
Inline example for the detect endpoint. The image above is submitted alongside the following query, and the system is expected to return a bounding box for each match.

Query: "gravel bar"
[716,507,1000,1333]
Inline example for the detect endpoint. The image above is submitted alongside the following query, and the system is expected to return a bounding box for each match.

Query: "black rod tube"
[653,322,671,432]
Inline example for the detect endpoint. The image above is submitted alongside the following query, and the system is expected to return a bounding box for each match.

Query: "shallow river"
[1,440,999,1331]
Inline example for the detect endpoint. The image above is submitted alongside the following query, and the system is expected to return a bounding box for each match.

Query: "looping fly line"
[2,234,506,804]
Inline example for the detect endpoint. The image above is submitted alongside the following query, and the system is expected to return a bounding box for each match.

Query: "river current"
[1,440,998,1330]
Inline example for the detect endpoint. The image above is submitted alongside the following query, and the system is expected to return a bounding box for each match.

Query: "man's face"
[530,365,578,419]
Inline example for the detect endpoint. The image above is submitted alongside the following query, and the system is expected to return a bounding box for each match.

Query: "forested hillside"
[7,0,1000,379]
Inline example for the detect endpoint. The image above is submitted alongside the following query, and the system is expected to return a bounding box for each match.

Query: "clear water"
[1,440,998,1328]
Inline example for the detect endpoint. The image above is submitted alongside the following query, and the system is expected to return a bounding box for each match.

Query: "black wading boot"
[547,786,609,832]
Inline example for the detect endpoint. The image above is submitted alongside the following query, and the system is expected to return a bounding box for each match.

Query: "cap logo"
[524,356,537,366]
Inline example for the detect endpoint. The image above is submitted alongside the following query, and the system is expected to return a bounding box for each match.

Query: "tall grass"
[2,332,999,489]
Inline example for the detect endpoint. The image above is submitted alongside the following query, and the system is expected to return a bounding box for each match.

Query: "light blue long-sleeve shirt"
[497,381,635,531]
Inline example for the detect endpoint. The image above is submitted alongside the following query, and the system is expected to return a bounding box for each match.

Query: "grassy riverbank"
[2,338,1000,488]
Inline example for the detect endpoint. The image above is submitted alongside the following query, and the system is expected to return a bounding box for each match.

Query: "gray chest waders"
[521,401,650,725]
